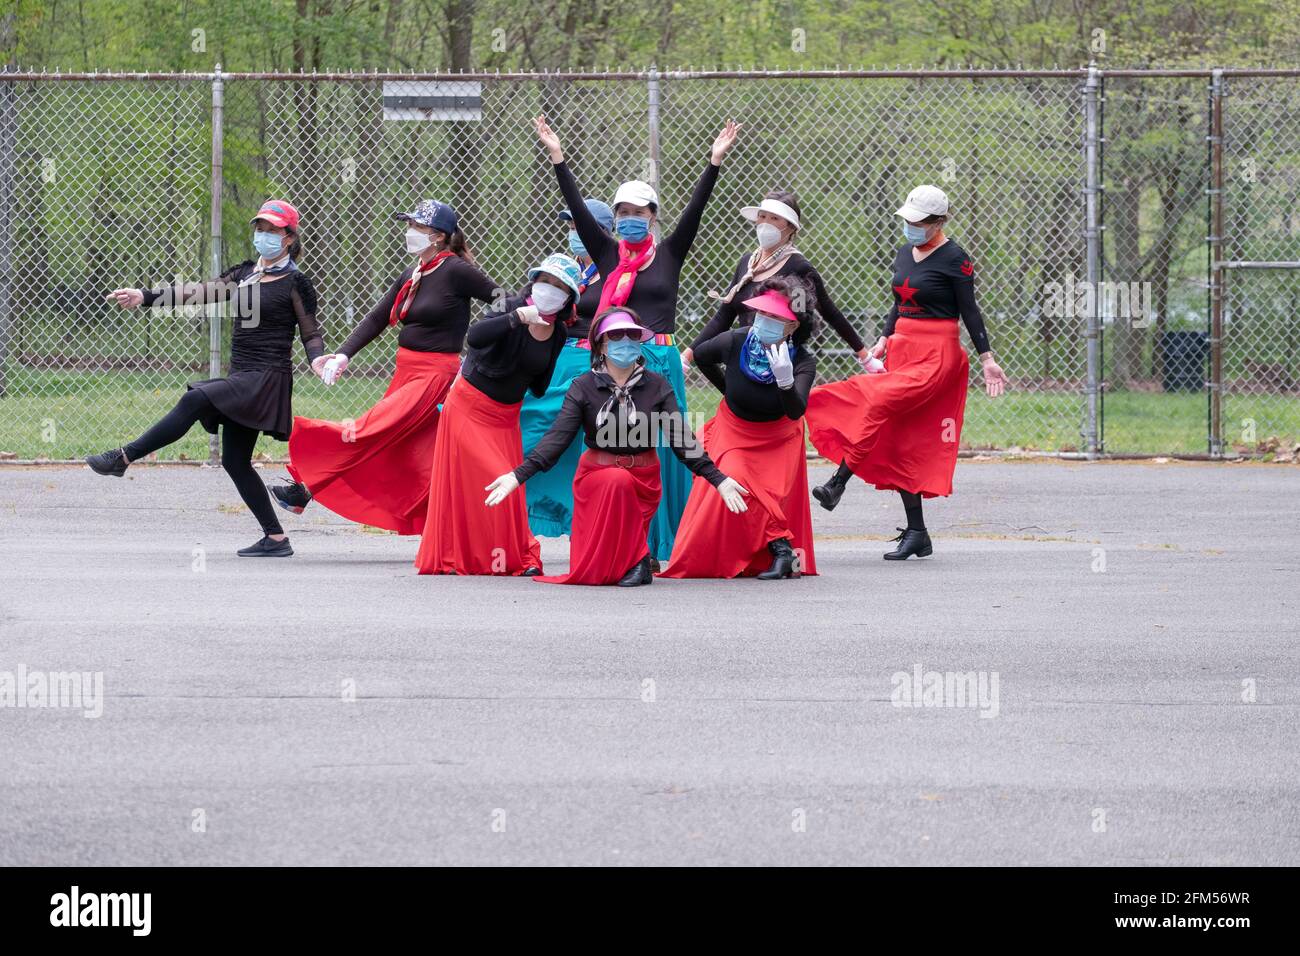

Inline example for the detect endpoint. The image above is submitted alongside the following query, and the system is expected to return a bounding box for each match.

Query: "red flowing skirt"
[805,318,970,498]
[660,400,818,578]
[534,452,661,586]
[414,377,542,575]
[287,347,460,534]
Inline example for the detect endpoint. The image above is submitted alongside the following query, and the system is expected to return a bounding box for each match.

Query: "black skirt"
[188,366,294,441]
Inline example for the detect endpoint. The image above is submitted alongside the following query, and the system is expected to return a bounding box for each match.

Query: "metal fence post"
[0,64,15,400]
[1207,68,1225,457]
[646,65,661,197]
[1082,62,1103,458]
[207,64,224,466]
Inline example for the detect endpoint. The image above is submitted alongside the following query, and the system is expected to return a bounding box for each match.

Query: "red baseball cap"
[250,199,299,231]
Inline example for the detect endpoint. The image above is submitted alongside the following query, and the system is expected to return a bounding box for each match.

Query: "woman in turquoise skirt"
[531,114,741,562]
[518,198,615,539]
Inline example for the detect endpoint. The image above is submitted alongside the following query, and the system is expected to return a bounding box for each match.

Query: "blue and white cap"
[527,253,584,298]
[395,199,459,235]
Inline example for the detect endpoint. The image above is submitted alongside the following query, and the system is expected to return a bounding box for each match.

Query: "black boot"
[883,527,932,560]
[86,448,129,477]
[270,480,312,514]
[616,555,654,587]
[521,566,542,577]
[812,462,853,512]
[237,535,294,557]
[756,537,800,580]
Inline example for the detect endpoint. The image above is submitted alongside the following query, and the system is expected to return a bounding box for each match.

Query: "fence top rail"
[6,66,1300,82]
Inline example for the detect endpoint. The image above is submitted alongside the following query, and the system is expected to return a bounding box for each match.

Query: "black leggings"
[124,389,284,536]
[832,460,925,530]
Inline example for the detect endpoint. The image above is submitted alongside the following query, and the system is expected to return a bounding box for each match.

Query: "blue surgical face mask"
[614,216,650,242]
[903,222,931,246]
[254,230,284,258]
[568,231,588,258]
[752,314,787,345]
[606,339,643,368]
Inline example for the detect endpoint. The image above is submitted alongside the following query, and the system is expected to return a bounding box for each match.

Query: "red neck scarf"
[596,235,656,314]
[389,250,455,326]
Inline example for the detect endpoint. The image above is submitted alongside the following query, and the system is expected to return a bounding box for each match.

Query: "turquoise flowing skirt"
[518,340,692,561]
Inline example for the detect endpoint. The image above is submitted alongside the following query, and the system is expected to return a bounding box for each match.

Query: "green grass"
[1,368,1297,459]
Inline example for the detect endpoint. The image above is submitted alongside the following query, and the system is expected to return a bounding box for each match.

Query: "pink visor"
[741,290,798,324]
[593,310,654,342]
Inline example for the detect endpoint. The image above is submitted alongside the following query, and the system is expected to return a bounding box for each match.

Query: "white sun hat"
[740,197,801,229]
[896,184,950,221]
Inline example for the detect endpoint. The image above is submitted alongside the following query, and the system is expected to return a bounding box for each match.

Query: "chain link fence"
[1,68,1298,462]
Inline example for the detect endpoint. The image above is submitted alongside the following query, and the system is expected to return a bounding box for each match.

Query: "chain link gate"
[0,68,1297,463]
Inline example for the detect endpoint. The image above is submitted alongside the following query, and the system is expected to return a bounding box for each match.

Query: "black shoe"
[616,555,654,587]
[883,527,932,561]
[648,556,662,573]
[756,537,801,580]
[86,448,129,477]
[270,480,312,514]
[812,469,850,512]
[522,566,542,577]
[237,535,294,557]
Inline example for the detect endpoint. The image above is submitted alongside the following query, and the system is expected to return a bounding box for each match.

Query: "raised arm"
[119,261,250,310]
[665,120,740,259]
[534,114,616,263]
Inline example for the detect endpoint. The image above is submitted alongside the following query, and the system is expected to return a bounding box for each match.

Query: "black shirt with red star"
[882,239,990,354]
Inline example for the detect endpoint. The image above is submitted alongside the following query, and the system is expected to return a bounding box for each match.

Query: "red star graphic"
[893,276,918,305]
[960,259,974,276]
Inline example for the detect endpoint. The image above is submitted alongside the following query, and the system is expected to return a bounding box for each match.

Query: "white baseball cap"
[612,180,658,209]
[896,185,949,222]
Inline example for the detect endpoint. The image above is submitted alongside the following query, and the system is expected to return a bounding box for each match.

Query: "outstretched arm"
[534,114,616,263]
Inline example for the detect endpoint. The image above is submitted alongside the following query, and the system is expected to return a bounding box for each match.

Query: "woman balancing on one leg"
[661,277,819,581]
[414,253,584,576]
[87,200,328,557]
[273,199,502,534]
[531,113,741,566]
[807,185,1010,560]
[680,189,875,377]
[516,198,616,541]
[484,308,748,588]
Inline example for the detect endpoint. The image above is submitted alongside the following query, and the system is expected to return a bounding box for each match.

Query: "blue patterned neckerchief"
[739,327,797,384]
[578,261,599,292]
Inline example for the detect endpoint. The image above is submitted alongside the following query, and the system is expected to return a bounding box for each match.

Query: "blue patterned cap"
[395,199,459,235]
[527,253,584,298]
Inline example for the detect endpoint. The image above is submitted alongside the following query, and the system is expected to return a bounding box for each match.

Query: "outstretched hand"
[105,288,144,309]
[485,472,521,507]
[710,119,742,165]
[533,114,563,162]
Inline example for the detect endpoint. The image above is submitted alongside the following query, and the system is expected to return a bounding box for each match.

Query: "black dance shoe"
[812,469,850,512]
[756,538,801,580]
[648,556,662,573]
[270,480,313,514]
[883,527,932,561]
[86,448,129,477]
[616,555,654,588]
[521,566,542,577]
[237,535,294,558]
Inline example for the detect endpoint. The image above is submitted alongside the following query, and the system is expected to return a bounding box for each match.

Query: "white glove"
[857,352,886,375]
[485,472,520,507]
[680,348,694,373]
[322,354,349,385]
[715,476,749,513]
[515,305,548,326]
[765,341,795,389]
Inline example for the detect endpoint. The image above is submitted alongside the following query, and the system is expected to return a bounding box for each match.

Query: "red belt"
[586,449,657,468]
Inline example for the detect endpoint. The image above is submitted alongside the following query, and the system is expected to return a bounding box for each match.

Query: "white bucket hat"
[612,180,658,209]
[740,197,801,229]
[896,185,950,222]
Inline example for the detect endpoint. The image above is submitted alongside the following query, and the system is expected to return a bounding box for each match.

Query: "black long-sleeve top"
[461,296,568,405]
[694,329,817,422]
[553,157,719,335]
[882,240,991,354]
[337,255,501,358]
[513,367,726,487]
[139,260,325,369]
[689,252,866,353]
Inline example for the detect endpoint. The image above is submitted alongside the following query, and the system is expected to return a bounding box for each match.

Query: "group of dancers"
[89,117,1009,586]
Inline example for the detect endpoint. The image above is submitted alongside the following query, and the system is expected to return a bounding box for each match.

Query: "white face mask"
[405,227,433,255]
[530,281,569,316]
[755,222,783,249]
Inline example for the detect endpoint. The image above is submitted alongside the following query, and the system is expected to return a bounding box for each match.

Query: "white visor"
[740,198,801,230]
